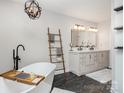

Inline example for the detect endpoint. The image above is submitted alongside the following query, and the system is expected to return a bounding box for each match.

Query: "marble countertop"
[69,49,110,53]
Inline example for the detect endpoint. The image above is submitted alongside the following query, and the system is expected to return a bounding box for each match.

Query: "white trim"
[111,81,118,93]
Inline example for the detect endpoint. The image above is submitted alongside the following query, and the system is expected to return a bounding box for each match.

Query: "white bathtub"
[0,62,56,93]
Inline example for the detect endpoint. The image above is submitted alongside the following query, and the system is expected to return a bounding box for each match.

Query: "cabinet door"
[96,51,109,69]
[69,53,80,75]
[79,53,86,75]
[101,51,109,68]
[86,53,96,65]
[85,53,90,65]
[85,52,97,74]
[96,52,103,69]
[91,53,96,65]
[92,52,97,71]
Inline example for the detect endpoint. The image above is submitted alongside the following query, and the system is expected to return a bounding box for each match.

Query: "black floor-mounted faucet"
[13,44,25,70]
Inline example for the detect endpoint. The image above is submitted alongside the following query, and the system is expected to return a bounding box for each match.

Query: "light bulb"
[88,27,98,32]
[74,25,78,29]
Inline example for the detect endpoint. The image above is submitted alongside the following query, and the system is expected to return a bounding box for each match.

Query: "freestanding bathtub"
[0,62,56,93]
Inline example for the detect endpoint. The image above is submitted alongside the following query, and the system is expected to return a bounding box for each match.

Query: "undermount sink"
[72,47,96,51]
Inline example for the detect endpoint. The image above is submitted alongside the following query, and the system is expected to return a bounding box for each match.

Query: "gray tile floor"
[52,72,111,93]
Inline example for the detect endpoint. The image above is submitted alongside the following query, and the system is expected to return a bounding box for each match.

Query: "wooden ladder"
[48,27,66,80]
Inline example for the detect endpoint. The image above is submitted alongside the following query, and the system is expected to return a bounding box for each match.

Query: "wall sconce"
[88,27,98,32]
[73,24,98,32]
[73,24,85,31]
[24,0,42,20]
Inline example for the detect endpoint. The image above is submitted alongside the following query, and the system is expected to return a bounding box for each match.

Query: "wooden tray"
[0,70,45,85]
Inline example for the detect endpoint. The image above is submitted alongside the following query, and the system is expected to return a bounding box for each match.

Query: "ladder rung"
[49,47,62,48]
[48,40,61,42]
[55,68,65,71]
[49,33,60,36]
[52,61,64,63]
[50,54,63,56]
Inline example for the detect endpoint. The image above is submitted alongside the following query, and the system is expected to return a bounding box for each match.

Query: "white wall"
[97,20,112,68]
[97,20,111,50]
[0,0,97,74]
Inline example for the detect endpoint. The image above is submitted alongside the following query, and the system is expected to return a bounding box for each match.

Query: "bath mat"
[52,87,75,93]
[86,69,112,84]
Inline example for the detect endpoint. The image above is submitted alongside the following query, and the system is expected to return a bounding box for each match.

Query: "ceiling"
[12,0,111,23]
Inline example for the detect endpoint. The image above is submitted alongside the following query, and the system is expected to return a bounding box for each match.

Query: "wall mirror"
[71,29,97,47]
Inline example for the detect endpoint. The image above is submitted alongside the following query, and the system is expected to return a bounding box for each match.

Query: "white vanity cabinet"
[96,51,109,70]
[69,50,109,76]
[69,53,80,75]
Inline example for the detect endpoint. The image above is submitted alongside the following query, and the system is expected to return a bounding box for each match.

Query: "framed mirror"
[71,29,97,47]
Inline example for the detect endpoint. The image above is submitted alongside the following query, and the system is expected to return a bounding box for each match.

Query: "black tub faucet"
[13,44,25,70]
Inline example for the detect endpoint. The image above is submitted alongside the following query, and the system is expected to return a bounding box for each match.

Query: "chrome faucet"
[13,44,25,70]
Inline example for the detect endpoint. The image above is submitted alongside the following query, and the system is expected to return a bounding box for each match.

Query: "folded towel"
[56,48,62,57]
[50,34,55,43]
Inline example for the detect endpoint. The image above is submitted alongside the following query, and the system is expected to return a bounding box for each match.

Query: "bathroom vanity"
[69,50,109,76]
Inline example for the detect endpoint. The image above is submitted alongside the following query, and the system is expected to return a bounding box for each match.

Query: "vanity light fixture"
[74,24,78,29]
[73,24,85,31]
[24,0,42,20]
[88,27,98,32]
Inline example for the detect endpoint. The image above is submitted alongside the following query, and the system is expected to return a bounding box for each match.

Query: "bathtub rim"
[19,62,56,77]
